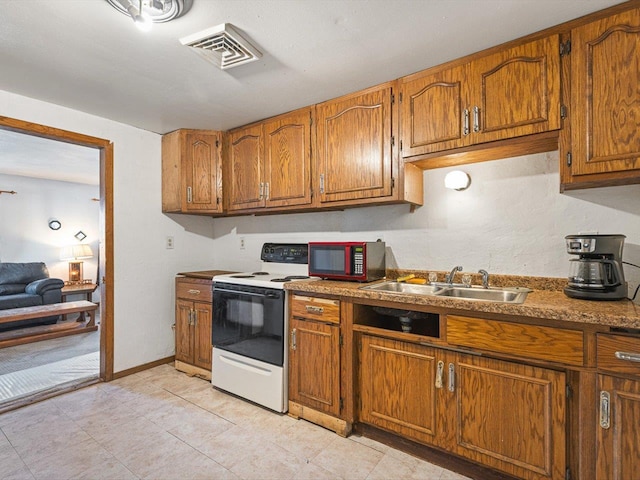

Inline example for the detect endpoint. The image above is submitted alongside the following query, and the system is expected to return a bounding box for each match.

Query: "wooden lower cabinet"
[175,277,213,379]
[288,295,349,436]
[596,374,640,480]
[357,334,567,480]
[359,336,445,447]
[452,353,566,480]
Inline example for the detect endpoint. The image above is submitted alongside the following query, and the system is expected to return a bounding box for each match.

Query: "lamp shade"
[60,244,93,261]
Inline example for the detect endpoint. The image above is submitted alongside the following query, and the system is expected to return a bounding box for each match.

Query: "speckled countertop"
[286,270,640,330]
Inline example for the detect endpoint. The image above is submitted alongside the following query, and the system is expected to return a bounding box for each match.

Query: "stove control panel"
[261,243,309,264]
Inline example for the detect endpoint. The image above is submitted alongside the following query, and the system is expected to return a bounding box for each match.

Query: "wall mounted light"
[444,170,471,191]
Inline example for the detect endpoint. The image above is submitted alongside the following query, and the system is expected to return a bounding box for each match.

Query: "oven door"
[212,282,285,366]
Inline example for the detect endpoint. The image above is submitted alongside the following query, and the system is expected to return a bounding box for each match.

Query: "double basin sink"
[359,281,531,304]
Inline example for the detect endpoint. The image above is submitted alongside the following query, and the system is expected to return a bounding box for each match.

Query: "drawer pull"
[305,305,324,314]
[599,391,610,429]
[614,351,640,363]
[291,329,297,351]
[188,289,201,295]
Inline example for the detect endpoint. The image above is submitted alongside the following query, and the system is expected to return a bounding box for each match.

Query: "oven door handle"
[213,287,279,299]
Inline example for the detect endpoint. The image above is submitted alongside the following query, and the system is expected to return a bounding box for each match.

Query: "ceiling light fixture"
[444,170,471,191]
[105,0,193,31]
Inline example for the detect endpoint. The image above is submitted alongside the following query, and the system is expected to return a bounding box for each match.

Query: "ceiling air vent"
[180,23,262,70]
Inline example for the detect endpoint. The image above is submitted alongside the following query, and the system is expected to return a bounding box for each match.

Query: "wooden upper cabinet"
[263,108,313,208]
[569,9,640,178]
[400,35,560,164]
[162,129,223,214]
[226,107,313,212]
[316,83,394,204]
[227,124,264,211]
[400,64,470,156]
[471,34,561,144]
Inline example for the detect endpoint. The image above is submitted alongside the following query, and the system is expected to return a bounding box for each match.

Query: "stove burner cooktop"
[271,275,310,283]
[231,274,256,278]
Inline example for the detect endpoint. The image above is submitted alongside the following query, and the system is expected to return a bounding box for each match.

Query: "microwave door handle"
[344,246,351,275]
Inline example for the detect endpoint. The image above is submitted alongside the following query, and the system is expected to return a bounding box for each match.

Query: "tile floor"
[0,364,471,480]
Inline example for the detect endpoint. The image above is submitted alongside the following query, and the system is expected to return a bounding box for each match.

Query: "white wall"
[0,174,100,298]
[0,89,216,373]
[212,151,640,302]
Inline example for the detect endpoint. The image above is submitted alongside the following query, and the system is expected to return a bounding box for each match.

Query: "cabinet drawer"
[597,334,640,375]
[176,278,213,303]
[291,295,340,324]
[446,315,584,366]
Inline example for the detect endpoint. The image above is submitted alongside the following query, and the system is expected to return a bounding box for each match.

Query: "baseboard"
[112,355,175,379]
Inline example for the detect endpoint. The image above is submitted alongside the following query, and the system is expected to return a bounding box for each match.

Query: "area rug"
[0,351,99,403]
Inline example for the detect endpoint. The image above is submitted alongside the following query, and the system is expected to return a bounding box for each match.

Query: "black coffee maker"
[564,234,627,300]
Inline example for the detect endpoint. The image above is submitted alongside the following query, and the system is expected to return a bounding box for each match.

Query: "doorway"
[0,115,113,409]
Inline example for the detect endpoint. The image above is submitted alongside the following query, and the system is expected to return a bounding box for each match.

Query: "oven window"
[311,246,345,274]
[212,285,285,366]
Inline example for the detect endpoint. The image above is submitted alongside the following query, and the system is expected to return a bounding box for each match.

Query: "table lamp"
[60,244,93,284]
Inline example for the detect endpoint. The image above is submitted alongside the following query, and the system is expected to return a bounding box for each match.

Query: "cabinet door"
[193,301,213,370]
[227,124,264,211]
[263,108,313,208]
[570,10,640,176]
[452,354,566,480]
[175,299,193,363]
[596,375,640,480]
[316,84,393,204]
[470,35,561,144]
[289,318,341,417]
[184,132,223,213]
[400,64,471,157]
[359,336,444,447]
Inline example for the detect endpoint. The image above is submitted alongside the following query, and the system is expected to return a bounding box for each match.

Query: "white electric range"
[211,243,318,412]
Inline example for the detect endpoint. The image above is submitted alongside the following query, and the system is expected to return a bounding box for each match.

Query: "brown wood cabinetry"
[288,295,349,435]
[315,82,422,207]
[162,129,223,214]
[452,353,566,480]
[174,276,213,379]
[401,35,561,167]
[226,107,313,212]
[561,8,640,190]
[359,336,445,447]
[595,333,640,479]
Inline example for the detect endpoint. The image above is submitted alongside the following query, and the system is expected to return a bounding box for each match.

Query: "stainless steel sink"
[359,281,530,304]
[359,281,446,295]
[435,286,530,303]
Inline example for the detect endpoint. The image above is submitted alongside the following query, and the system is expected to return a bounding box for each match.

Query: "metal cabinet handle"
[319,174,325,194]
[305,305,324,314]
[259,182,264,200]
[187,310,193,326]
[192,310,197,326]
[265,182,270,200]
[187,289,200,295]
[599,391,610,429]
[186,186,193,203]
[473,106,480,132]
[447,363,455,392]
[435,360,444,389]
[462,109,470,136]
[615,351,640,363]
[291,328,297,350]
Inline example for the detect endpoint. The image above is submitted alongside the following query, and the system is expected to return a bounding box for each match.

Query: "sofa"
[0,262,65,331]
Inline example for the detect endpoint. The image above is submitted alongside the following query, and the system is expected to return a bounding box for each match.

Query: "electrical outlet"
[166,236,174,249]
[239,237,245,250]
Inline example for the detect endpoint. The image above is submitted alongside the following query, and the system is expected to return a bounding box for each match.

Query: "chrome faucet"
[478,269,490,288]
[445,266,463,284]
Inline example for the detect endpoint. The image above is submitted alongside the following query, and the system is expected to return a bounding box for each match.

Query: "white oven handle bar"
[217,352,272,376]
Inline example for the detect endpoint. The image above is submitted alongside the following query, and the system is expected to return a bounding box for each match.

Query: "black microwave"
[308,241,386,282]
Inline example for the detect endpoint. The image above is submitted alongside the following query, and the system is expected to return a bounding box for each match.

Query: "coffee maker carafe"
[564,234,627,300]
